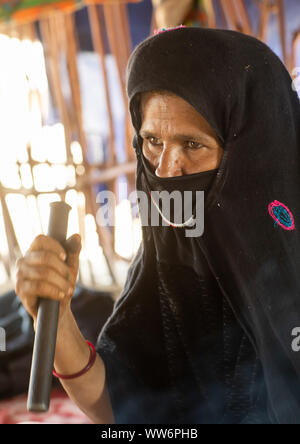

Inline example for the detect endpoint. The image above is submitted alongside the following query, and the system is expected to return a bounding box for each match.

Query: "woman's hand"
[15,233,82,329]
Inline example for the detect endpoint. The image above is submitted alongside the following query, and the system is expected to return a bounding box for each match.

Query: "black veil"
[96,27,300,424]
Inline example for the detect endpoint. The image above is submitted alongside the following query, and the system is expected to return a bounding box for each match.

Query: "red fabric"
[0,388,92,424]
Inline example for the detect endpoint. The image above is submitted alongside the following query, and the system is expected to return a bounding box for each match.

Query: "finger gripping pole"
[27,201,71,413]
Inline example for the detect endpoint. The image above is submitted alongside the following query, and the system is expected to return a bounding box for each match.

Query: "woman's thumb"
[65,233,82,269]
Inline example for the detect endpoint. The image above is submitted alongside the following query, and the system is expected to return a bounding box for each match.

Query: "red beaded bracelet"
[53,340,97,380]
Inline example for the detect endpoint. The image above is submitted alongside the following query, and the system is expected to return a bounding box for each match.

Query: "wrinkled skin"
[140,90,224,177]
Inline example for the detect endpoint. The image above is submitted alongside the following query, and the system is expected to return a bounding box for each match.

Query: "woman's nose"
[155,146,185,178]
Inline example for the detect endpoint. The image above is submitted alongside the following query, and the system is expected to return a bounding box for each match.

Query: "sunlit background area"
[0,7,142,296]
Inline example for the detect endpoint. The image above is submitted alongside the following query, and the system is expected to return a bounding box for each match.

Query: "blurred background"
[0,0,299,425]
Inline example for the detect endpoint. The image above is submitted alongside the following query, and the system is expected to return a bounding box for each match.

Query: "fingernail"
[60,252,67,261]
[59,291,65,299]
[68,287,73,297]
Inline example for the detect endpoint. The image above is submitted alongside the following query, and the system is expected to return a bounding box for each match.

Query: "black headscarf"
[96,27,300,424]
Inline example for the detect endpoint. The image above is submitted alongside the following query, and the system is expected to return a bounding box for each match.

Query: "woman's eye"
[186,141,204,150]
[148,137,162,146]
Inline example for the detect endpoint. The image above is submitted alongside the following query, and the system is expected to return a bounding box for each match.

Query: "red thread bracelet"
[53,340,96,380]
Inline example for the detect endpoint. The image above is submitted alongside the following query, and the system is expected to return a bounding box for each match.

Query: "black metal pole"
[27,201,71,412]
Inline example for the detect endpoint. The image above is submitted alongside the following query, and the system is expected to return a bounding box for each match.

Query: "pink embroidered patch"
[154,25,186,35]
[268,200,295,231]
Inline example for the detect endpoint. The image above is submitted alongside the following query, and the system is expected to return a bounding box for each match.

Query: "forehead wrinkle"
[140,113,221,145]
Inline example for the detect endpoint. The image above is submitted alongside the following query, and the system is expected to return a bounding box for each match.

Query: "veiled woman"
[16,27,300,424]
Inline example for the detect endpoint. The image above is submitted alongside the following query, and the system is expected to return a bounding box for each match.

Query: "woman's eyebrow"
[139,130,208,141]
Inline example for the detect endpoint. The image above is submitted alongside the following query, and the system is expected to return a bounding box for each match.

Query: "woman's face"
[139,91,224,177]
